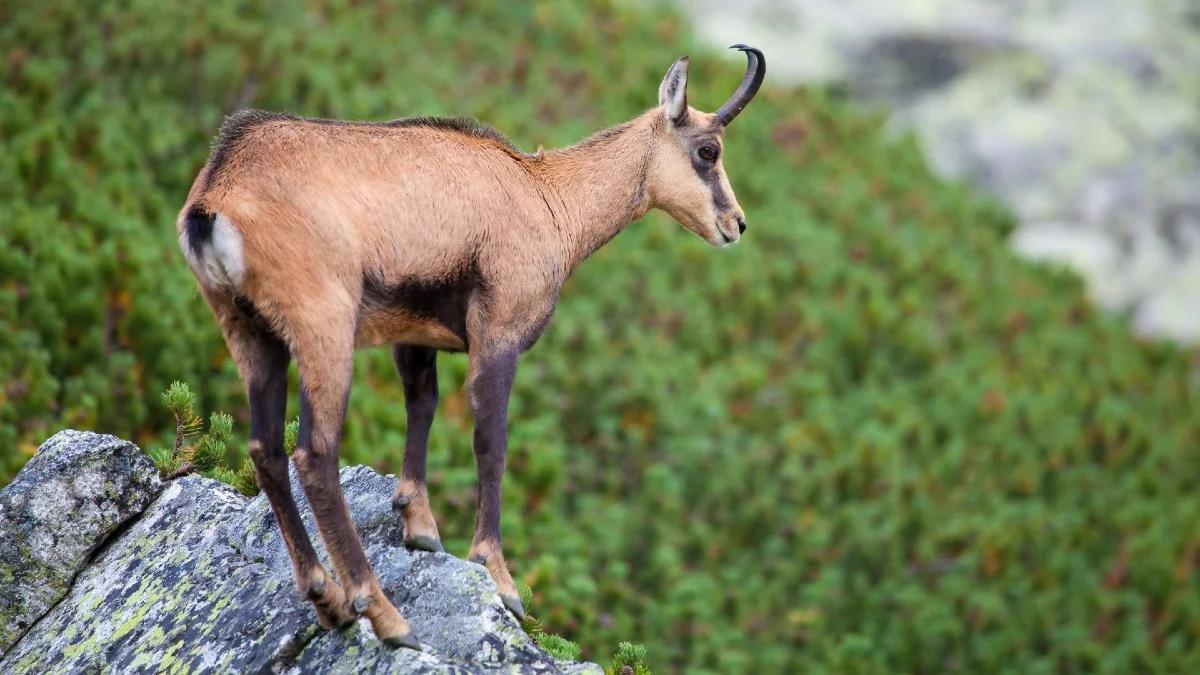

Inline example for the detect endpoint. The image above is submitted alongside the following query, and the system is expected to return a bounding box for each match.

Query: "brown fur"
[177,53,757,645]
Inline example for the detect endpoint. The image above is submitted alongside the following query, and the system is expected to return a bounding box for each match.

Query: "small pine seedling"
[517,579,533,610]
[536,634,582,661]
[152,383,259,496]
[232,458,259,496]
[607,642,651,675]
[207,466,238,486]
[284,418,300,455]
[515,581,583,663]
[153,381,204,476]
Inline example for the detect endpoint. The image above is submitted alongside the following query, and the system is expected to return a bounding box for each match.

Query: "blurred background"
[686,0,1200,343]
[1,1,1198,672]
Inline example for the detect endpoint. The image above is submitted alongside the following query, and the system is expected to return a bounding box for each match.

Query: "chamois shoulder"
[381,115,521,152]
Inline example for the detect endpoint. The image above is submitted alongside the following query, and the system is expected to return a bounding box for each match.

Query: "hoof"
[381,630,422,651]
[329,612,358,630]
[404,534,444,553]
[392,493,411,510]
[501,593,526,623]
[306,576,356,630]
[352,595,372,614]
[314,603,358,631]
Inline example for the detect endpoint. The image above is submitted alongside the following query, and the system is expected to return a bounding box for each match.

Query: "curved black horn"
[714,44,765,126]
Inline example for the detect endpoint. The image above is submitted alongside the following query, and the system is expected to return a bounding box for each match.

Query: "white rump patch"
[181,212,246,289]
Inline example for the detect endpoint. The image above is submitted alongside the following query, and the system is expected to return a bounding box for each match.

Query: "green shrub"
[524,613,585,663]
[608,642,651,675]
[2,1,1198,672]
[284,418,300,455]
[149,381,257,495]
[539,633,584,662]
[518,578,591,664]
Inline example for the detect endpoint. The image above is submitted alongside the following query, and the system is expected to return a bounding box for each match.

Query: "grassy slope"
[2,1,1198,671]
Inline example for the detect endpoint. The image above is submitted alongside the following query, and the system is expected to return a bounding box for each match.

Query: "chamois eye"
[697,145,719,162]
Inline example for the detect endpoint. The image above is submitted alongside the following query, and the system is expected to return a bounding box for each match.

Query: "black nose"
[737,217,747,234]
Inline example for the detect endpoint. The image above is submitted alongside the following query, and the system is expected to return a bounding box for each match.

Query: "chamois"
[177,45,765,648]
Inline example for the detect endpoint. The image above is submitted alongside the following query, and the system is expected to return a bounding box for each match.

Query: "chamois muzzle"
[714,44,766,127]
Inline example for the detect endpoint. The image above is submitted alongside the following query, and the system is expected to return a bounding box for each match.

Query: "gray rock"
[0,430,162,652]
[0,431,600,674]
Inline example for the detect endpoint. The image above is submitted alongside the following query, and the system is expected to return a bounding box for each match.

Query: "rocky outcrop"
[0,431,162,652]
[0,431,599,674]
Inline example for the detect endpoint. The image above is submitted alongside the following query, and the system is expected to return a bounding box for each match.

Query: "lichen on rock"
[0,430,599,674]
[0,430,162,652]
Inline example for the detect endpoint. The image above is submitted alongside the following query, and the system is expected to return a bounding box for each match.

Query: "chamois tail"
[178,205,246,289]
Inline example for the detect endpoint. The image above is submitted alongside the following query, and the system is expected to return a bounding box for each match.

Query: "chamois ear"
[657,57,689,125]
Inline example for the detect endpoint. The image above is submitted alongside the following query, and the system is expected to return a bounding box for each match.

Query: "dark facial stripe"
[689,153,732,213]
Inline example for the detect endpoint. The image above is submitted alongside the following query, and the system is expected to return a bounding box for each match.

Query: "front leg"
[465,345,525,622]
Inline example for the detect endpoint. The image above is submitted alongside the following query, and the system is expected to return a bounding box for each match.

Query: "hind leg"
[287,308,419,649]
[391,344,443,552]
[203,289,355,629]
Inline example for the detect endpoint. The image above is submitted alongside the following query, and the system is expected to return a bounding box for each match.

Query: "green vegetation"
[148,381,256,495]
[607,642,652,675]
[532,623,584,662]
[2,1,1198,672]
[519,579,586,662]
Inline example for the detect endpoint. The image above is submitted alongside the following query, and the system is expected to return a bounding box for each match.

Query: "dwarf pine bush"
[150,381,257,495]
[607,642,651,675]
[516,579,587,664]
[2,1,1198,671]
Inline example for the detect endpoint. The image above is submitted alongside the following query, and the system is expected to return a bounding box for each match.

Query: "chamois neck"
[536,112,656,269]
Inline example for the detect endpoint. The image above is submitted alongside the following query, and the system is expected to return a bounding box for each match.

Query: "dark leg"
[391,344,443,552]
[465,347,525,621]
[290,322,418,649]
[203,289,354,630]
[245,338,358,630]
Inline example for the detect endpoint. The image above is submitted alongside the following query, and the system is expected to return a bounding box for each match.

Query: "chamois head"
[648,45,765,248]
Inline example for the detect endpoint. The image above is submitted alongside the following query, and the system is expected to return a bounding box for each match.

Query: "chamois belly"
[355,306,466,351]
[357,269,476,352]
